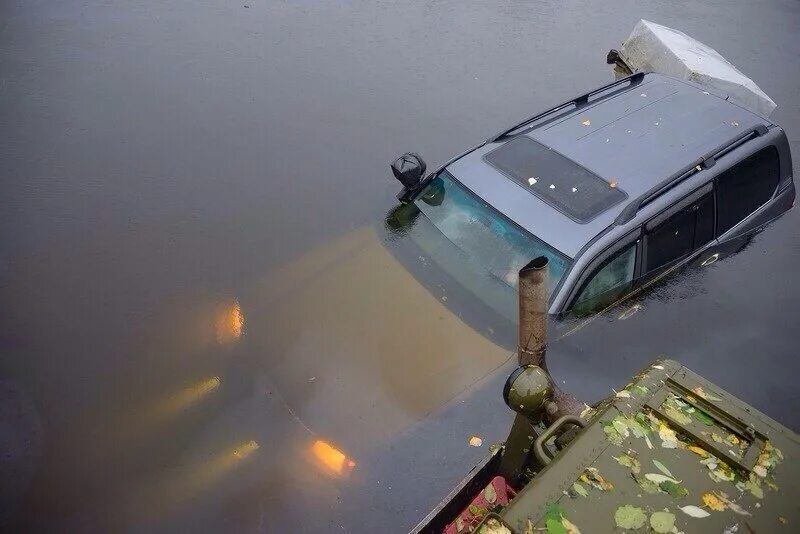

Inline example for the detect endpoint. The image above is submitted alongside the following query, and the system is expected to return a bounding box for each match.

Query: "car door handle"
[701,253,719,266]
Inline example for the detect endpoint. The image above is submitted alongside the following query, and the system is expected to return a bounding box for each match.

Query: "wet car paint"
[1,0,799,532]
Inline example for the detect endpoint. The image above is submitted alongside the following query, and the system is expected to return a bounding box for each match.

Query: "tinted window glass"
[716,147,780,234]
[645,208,694,272]
[572,243,636,312]
[484,136,627,223]
[694,194,714,248]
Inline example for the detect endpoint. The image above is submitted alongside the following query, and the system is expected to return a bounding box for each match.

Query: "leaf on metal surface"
[679,505,710,518]
[614,505,647,530]
[613,418,631,439]
[572,482,588,498]
[659,480,689,499]
[602,422,624,446]
[653,459,675,478]
[709,433,725,444]
[687,445,707,457]
[614,454,641,474]
[477,518,511,534]
[583,468,614,491]
[469,504,487,518]
[561,517,581,534]
[543,503,566,524]
[692,409,714,426]
[484,483,497,504]
[664,405,692,425]
[745,474,764,499]
[691,386,722,401]
[523,519,535,534]
[720,498,751,517]
[702,492,726,511]
[632,472,660,494]
[545,518,566,534]
[645,473,679,484]
[649,511,676,533]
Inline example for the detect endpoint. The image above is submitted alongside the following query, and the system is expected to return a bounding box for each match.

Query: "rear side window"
[645,208,695,272]
[694,194,715,247]
[644,192,714,273]
[716,146,780,234]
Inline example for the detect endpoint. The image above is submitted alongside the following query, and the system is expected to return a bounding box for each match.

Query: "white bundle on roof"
[619,19,776,117]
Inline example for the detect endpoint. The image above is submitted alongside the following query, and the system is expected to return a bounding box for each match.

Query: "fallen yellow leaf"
[688,445,708,457]
[702,493,726,512]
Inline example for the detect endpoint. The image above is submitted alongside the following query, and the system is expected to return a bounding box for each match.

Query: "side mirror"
[390,152,427,192]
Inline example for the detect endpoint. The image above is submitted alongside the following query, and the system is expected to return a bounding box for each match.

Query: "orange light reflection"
[158,376,221,417]
[311,440,356,477]
[216,300,244,344]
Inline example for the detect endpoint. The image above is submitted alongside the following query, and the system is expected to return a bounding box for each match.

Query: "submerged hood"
[242,226,512,451]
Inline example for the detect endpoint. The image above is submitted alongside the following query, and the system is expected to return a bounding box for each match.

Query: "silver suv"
[388,72,794,326]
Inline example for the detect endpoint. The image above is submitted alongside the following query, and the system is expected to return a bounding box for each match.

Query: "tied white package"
[619,19,776,117]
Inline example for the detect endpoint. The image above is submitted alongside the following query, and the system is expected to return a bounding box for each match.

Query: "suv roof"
[446,73,772,257]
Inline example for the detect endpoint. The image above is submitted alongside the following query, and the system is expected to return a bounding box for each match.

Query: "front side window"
[571,243,636,314]
[716,146,780,235]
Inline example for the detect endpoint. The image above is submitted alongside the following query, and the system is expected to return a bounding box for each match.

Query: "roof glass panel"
[484,136,627,223]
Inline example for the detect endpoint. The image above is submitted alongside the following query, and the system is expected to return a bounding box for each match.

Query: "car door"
[703,145,784,264]
[639,183,716,283]
[672,145,785,271]
[559,229,642,319]
[557,184,715,325]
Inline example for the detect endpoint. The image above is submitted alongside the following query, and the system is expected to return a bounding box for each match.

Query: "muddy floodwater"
[2,1,799,532]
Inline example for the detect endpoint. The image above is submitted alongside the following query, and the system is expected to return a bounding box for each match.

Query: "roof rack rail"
[614,124,769,225]
[487,72,647,143]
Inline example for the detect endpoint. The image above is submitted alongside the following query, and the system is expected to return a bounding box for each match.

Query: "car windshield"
[413,170,572,297]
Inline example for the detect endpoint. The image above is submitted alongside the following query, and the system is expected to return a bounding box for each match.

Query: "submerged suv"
[389,72,794,325]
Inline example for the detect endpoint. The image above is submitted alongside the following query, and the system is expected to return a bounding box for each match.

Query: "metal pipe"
[517,256,585,421]
[517,256,548,367]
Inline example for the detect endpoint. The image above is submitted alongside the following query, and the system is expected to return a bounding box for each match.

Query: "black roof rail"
[614,124,769,225]
[488,72,647,143]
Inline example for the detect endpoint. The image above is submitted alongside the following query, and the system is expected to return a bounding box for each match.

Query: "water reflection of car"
[387,72,794,337]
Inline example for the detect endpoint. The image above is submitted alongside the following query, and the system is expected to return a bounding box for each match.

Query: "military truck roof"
[413,359,798,533]
[493,359,797,533]
[447,73,772,257]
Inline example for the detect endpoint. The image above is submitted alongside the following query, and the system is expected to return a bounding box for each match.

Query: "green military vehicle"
[413,359,796,533]
[412,258,797,534]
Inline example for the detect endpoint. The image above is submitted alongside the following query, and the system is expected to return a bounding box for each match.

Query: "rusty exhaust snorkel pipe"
[499,256,586,479]
[517,256,549,368]
[514,256,584,423]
